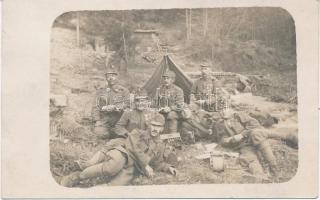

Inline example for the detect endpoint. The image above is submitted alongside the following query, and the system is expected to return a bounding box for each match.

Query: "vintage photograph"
[49,8,298,187]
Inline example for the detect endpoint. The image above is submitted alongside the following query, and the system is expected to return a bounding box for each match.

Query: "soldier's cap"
[200,63,210,68]
[150,113,165,126]
[105,65,118,75]
[162,70,176,78]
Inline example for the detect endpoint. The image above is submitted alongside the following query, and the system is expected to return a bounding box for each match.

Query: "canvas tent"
[143,55,193,103]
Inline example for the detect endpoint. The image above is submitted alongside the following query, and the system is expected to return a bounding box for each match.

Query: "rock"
[51,94,68,107]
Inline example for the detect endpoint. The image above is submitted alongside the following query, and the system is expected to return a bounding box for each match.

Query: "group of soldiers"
[59,63,297,187]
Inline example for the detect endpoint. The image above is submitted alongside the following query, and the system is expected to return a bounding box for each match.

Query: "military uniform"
[157,84,185,133]
[180,109,221,143]
[113,109,153,138]
[191,76,217,100]
[191,75,220,112]
[92,84,130,139]
[213,112,278,176]
[61,128,176,187]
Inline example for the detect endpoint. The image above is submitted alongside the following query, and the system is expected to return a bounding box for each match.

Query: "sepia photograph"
[49,8,299,187]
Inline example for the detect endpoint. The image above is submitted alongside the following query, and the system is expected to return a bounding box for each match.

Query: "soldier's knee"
[93,126,111,139]
[181,121,191,129]
[167,111,179,120]
[101,151,126,176]
[248,130,268,146]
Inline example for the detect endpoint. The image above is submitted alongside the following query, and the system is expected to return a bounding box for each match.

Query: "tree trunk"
[189,9,192,38]
[122,32,128,74]
[76,12,80,47]
[203,8,208,37]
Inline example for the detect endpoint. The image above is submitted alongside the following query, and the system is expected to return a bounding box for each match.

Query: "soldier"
[156,70,185,134]
[213,109,297,178]
[91,66,130,140]
[180,104,221,143]
[60,113,178,187]
[113,89,152,138]
[190,64,218,112]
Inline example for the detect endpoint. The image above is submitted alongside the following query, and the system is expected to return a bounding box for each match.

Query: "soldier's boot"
[239,146,267,180]
[258,140,279,177]
[60,171,81,187]
[266,130,298,149]
[283,132,298,149]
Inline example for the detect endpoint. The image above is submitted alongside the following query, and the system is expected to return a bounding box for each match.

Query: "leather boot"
[258,141,279,176]
[60,171,81,187]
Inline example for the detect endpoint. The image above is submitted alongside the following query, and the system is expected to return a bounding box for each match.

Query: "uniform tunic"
[191,76,217,100]
[114,109,153,138]
[157,84,185,111]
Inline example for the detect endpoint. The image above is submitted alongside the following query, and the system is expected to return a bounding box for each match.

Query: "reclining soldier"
[213,109,297,178]
[180,103,221,143]
[91,65,130,140]
[156,70,185,134]
[113,89,152,138]
[60,113,178,187]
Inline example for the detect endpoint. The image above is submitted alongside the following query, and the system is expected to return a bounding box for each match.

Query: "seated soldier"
[91,66,130,140]
[213,109,297,178]
[156,70,185,134]
[60,113,178,187]
[113,89,152,138]
[190,64,218,112]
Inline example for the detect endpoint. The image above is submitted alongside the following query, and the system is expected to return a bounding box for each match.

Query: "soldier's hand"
[197,100,206,104]
[102,105,115,112]
[221,137,233,144]
[169,167,178,176]
[145,165,154,178]
[163,106,171,113]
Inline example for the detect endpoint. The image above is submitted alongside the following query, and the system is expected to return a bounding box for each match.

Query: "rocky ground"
[50,27,298,187]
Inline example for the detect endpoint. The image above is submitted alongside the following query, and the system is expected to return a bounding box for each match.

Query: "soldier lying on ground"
[91,65,130,140]
[180,103,220,143]
[113,89,153,138]
[213,109,298,178]
[60,113,178,187]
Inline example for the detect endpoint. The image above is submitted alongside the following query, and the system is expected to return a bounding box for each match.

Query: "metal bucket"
[210,155,225,172]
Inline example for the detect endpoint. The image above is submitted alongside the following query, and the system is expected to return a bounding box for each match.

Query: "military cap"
[162,70,176,78]
[105,65,118,75]
[200,63,210,68]
[150,113,165,126]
